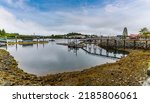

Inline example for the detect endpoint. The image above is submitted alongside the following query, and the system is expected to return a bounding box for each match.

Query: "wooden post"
[99,48,102,55]
[37,37,39,43]
[36,42,38,49]
[134,40,136,49]
[94,40,96,44]
[5,36,8,50]
[76,38,77,47]
[146,40,148,49]
[123,39,126,49]
[114,39,117,49]
[106,50,109,56]
[86,43,88,49]
[94,46,96,54]
[100,38,102,46]
[5,36,7,43]
[114,50,116,57]
[107,39,109,47]
[43,36,44,42]
[15,36,18,43]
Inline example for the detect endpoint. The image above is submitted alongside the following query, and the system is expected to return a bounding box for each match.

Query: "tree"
[0,29,1,36]
[139,27,149,34]
[67,32,82,36]
[0,29,6,36]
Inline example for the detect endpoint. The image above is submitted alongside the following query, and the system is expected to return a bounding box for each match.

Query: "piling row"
[96,38,150,50]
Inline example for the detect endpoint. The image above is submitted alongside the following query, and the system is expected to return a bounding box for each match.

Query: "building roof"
[129,34,139,37]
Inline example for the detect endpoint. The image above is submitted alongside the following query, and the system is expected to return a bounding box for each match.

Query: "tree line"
[0,29,19,38]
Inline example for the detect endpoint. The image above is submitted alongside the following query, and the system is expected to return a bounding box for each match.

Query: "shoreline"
[0,49,149,86]
[6,41,48,45]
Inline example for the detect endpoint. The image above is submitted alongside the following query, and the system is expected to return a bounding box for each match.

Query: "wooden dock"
[82,38,150,50]
[56,42,86,48]
[82,48,121,59]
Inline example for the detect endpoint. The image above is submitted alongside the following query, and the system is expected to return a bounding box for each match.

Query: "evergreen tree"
[0,29,1,36]
[139,27,149,34]
[0,29,6,36]
[1,29,6,35]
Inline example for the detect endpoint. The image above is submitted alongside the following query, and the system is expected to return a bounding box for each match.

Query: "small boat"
[49,39,55,42]
[0,38,7,46]
[0,43,6,47]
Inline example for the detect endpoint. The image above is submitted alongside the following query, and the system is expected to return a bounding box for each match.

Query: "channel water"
[1,39,127,76]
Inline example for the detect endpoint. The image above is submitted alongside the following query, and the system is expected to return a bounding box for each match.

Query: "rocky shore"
[0,49,41,85]
[0,49,150,86]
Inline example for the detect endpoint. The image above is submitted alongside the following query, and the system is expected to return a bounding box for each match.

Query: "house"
[67,35,86,39]
[116,35,123,39]
[128,34,139,40]
[0,38,7,46]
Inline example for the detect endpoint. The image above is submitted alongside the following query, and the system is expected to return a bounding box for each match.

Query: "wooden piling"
[106,51,109,56]
[134,40,136,49]
[15,36,17,43]
[100,38,102,46]
[43,36,44,42]
[107,39,109,47]
[94,40,96,44]
[146,40,148,49]
[123,39,126,49]
[114,39,117,48]
[37,37,39,42]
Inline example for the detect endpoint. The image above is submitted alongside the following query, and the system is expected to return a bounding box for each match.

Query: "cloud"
[0,0,150,35]
[0,7,50,35]
[0,0,25,8]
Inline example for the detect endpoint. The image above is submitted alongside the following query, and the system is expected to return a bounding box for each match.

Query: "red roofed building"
[128,34,139,40]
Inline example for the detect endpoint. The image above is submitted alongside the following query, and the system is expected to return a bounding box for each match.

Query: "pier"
[81,37,150,50]
[82,47,121,59]
[57,39,126,59]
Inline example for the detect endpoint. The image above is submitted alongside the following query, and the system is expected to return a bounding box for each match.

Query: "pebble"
[143,77,150,86]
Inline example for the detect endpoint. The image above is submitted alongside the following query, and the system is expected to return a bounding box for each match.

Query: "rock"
[0,81,12,86]
[142,78,150,86]
[147,70,150,76]
[147,68,150,76]
[147,78,150,84]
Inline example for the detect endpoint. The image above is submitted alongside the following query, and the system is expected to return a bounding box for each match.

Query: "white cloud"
[0,7,50,35]
[104,4,119,13]
[0,0,150,35]
[1,0,24,8]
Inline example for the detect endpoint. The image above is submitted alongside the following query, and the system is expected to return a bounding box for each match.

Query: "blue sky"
[0,0,150,35]
[27,0,103,11]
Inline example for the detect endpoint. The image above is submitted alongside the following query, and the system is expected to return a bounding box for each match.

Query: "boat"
[49,39,55,42]
[0,38,7,46]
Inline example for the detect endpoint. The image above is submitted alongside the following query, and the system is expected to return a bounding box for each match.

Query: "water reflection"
[22,44,33,47]
[1,39,128,76]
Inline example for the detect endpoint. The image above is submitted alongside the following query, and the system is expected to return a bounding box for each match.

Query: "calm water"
[1,39,126,76]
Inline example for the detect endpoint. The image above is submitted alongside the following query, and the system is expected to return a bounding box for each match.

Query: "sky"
[0,0,150,36]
